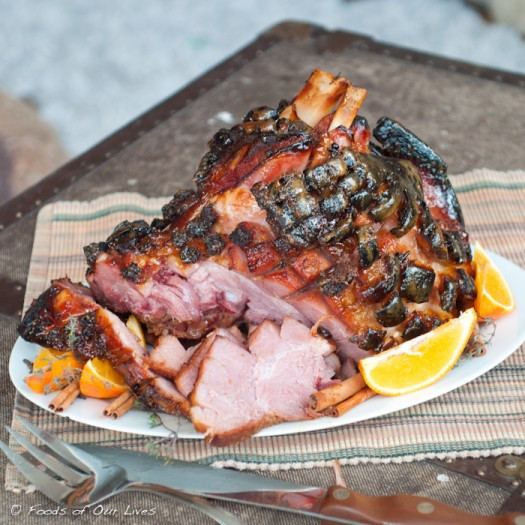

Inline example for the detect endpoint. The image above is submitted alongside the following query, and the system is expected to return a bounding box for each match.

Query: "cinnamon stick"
[111,396,135,419]
[103,391,134,419]
[309,374,366,412]
[49,380,80,412]
[324,387,377,418]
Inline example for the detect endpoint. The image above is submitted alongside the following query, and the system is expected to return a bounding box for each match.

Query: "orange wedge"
[473,242,515,320]
[359,308,477,396]
[126,314,146,348]
[79,358,127,398]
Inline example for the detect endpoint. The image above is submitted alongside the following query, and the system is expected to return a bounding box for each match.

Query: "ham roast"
[18,70,476,445]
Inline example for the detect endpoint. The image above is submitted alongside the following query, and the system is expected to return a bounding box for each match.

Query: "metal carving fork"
[3,417,523,525]
[1,416,243,525]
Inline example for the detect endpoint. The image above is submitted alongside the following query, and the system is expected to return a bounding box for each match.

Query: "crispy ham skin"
[18,70,477,444]
[17,279,101,357]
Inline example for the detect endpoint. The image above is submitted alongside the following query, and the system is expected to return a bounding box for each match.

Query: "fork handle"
[319,485,524,524]
[130,486,244,525]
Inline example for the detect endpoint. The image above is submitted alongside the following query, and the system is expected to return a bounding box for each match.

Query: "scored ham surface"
[18,70,477,446]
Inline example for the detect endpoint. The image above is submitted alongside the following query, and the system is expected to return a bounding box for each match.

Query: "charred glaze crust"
[84,242,108,269]
[106,220,152,254]
[359,254,401,303]
[171,228,188,248]
[351,328,386,351]
[356,226,379,268]
[456,268,477,308]
[440,276,459,313]
[402,311,434,341]
[180,245,202,264]
[204,232,226,255]
[120,262,143,284]
[17,283,64,347]
[161,190,199,223]
[373,117,465,230]
[17,279,104,360]
[186,205,218,238]
[375,292,408,327]
[400,265,436,304]
[230,223,254,247]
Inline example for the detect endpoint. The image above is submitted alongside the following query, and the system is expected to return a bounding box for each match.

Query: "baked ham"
[17,279,101,357]
[84,70,475,368]
[18,70,477,445]
[174,327,243,397]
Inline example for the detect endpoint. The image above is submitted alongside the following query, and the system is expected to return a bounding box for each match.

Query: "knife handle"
[319,486,524,525]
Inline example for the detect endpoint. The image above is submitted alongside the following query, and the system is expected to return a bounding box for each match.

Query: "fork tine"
[15,417,88,472]
[6,426,88,485]
[0,440,74,504]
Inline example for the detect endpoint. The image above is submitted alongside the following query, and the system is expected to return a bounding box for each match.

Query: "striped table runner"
[6,168,525,492]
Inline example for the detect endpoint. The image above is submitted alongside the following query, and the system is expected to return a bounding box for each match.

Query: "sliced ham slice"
[190,335,263,445]
[190,317,339,445]
[148,335,196,380]
[249,317,337,420]
[175,327,243,397]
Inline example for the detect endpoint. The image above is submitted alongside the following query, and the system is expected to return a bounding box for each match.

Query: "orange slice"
[80,358,127,398]
[33,348,63,371]
[24,367,53,394]
[126,314,146,348]
[473,241,515,320]
[26,349,84,394]
[359,308,477,396]
[50,354,84,389]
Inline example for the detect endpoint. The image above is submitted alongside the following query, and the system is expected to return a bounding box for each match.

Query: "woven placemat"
[6,169,525,492]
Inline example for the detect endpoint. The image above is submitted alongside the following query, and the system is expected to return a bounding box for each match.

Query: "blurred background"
[1,0,524,205]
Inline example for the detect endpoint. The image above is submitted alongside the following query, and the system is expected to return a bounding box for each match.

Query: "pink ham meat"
[175,326,243,397]
[148,335,197,380]
[187,261,309,326]
[190,317,339,445]
[190,335,260,445]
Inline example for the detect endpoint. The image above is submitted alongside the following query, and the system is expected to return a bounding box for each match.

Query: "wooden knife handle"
[319,485,525,525]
